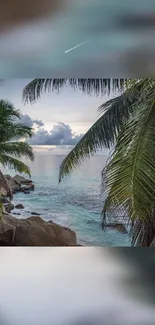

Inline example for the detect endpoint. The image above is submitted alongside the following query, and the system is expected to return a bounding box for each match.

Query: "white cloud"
[28,122,83,145]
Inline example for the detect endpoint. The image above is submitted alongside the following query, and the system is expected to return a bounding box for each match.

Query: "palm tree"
[0,99,34,179]
[23,78,155,246]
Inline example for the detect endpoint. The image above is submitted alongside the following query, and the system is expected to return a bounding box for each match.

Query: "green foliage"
[23,78,155,246]
[102,79,155,246]
[58,78,155,246]
[23,78,128,103]
[0,100,34,176]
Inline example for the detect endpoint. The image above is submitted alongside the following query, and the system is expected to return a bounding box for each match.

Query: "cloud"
[20,114,44,128]
[28,122,83,145]
[18,113,83,145]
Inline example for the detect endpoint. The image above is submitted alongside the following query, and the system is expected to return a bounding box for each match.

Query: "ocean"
[3,146,130,246]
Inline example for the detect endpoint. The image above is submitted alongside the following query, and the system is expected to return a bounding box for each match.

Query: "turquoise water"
[3,147,130,246]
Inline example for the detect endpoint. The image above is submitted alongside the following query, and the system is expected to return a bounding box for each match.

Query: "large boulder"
[13,174,32,185]
[0,214,17,246]
[5,174,21,192]
[0,171,12,199]
[0,215,77,246]
[0,229,14,245]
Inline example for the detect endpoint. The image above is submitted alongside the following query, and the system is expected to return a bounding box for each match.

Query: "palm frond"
[0,99,34,175]
[59,79,151,183]
[0,124,34,142]
[0,99,33,140]
[0,154,31,176]
[0,100,20,121]
[58,89,139,183]
[101,94,155,246]
[8,123,34,139]
[23,78,128,103]
[98,78,149,114]
[0,142,34,161]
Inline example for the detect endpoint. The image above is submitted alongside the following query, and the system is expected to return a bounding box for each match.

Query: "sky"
[0,79,110,145]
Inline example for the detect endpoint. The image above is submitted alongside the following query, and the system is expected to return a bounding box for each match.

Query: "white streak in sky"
[64,39,90,53]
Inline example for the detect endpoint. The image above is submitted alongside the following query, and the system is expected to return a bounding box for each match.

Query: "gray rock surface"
[3,203,14,213]
[13,174,32,185]
[0,214,77,246]
[15,204,24,209]
[0,171,12,199]
[5,174,21,192]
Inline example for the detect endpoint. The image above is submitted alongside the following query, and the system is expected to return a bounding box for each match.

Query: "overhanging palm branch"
[0,155,31,176]
[58,80,146,182]
[23,78,129,103]
[57,78,155,246]
[101,84,155,246]
[0,142,34,160]
[0,123,33,142]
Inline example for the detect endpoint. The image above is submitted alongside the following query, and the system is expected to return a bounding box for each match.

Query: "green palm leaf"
[22,77,155,246]
[0,155,31,176]
[58,84,142,182]
[0,99,34,176]
[102,95,155,246]
[0,142,34,161]
[23,78,128,103]
[0,99,20,120]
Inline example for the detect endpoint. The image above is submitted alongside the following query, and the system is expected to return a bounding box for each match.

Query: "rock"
[13,174,32,185]
[0,171,12,199]
[0,214,16,246]
[0,215,77,246]
[31,212,40,216]
[5,174,21,192]
[13,213,21,215]
[15,204,24,209]
[29,184,34,190]
[20,184,34,192]
[150,236,155,246]
[0,229,14,246]
[3,203,14,213]
[24,191,30,194]
[0,195,10,204]
[104,223,127,234]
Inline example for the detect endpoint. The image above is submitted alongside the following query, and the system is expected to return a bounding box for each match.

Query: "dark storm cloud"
[28,122,83,145]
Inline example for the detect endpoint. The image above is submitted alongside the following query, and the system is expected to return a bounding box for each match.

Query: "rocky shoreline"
[0,173,140,247]
[0,174,78,246]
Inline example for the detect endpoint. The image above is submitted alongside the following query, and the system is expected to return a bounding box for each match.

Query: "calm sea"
[3,146,130,246]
